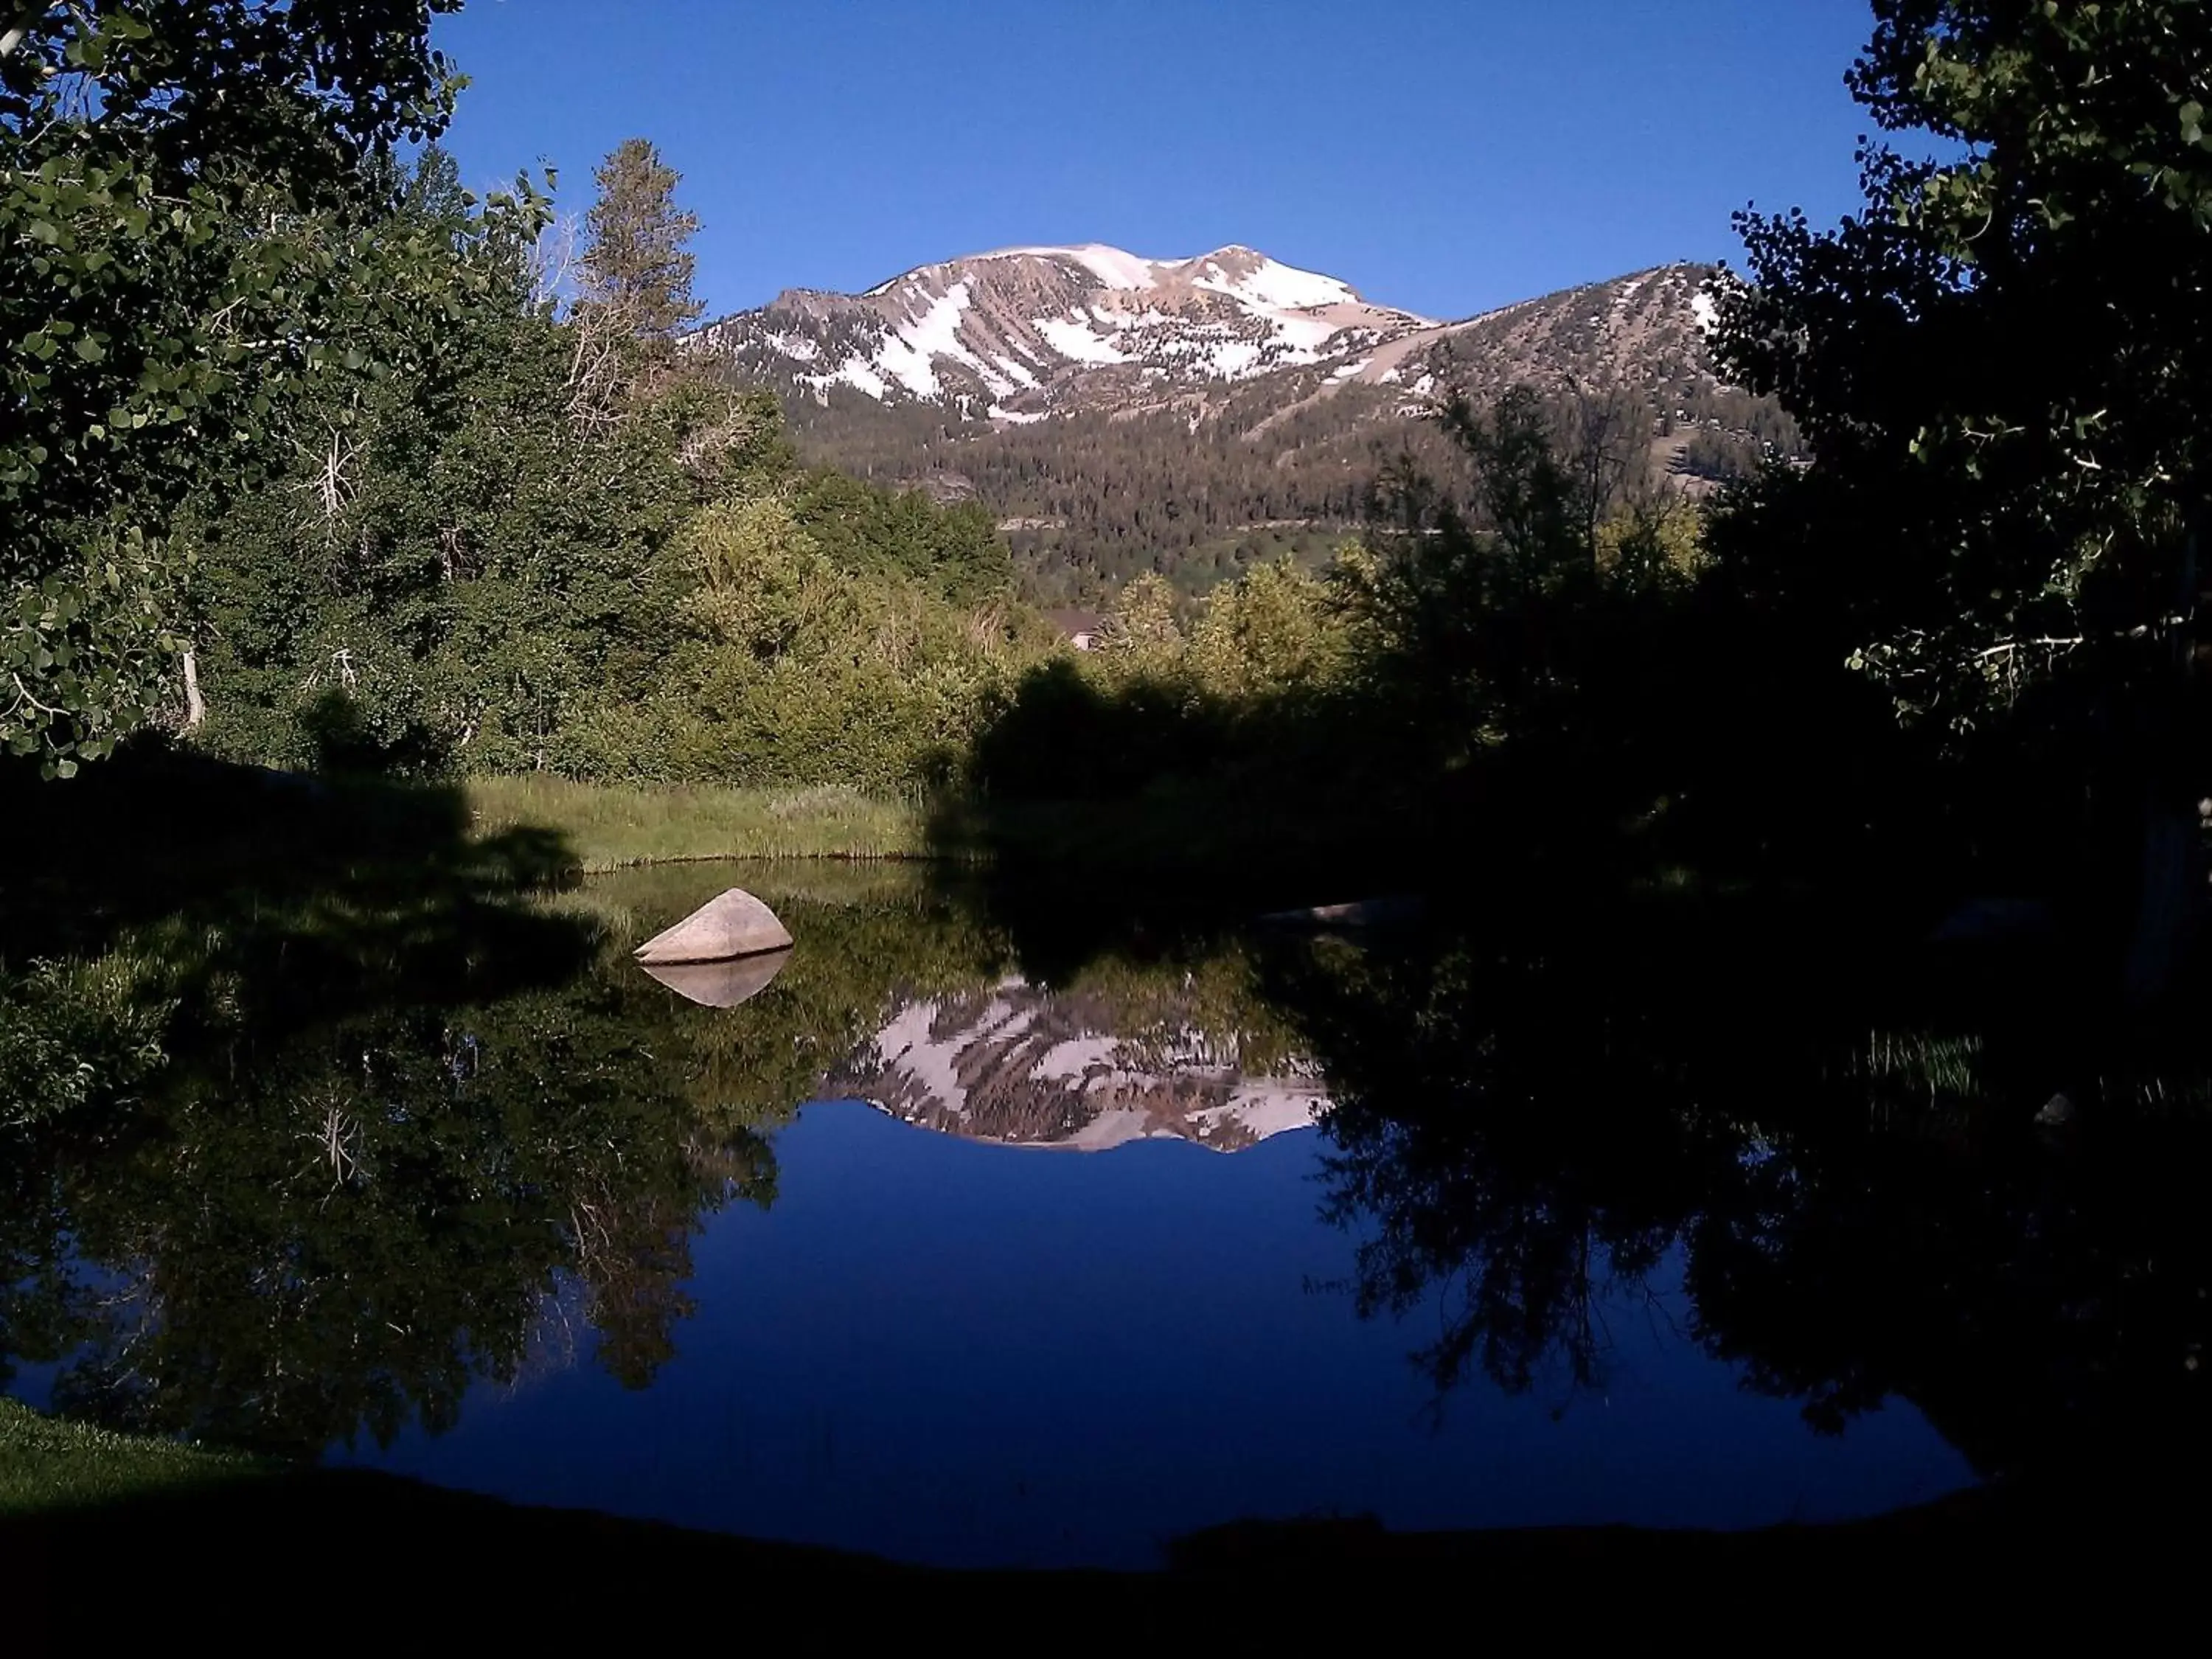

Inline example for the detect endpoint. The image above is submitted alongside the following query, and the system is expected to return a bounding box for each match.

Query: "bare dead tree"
[1562,375,1655,561]
[290,425,364,535]
[297,1097,364,1189]
[563,299,632,435]
[528,211,580,311]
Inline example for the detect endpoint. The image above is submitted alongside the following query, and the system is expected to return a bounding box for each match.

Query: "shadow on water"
[0,747,792,1449]
[917,823,2212,1501]
[0,796,1040,1460]
[916,572,2212,1501]
[1263,911,2212,1487]
[5,846,2206,1632]
[0,740,588,1039]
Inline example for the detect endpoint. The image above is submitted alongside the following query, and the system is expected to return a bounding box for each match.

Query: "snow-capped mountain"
[692,246,1767,594]
[693,242,1439,422]
[695,244,1726,428]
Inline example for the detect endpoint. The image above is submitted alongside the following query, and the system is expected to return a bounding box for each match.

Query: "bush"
[0,959,173,1132]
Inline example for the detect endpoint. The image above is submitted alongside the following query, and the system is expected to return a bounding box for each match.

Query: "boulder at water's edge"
[634,888,793,964]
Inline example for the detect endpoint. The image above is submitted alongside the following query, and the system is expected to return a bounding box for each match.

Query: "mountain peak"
[696,240,1432,420]
[970,243,1162,290]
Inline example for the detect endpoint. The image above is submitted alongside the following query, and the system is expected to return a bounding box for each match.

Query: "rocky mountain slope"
[696,243,1436,422]
[693,246,1795,599]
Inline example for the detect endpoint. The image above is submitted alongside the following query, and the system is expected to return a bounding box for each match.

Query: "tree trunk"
[0,8,41,62]
[2123,792,2193,1006]
[180,649,206,734]
[2122,526,2204,1006]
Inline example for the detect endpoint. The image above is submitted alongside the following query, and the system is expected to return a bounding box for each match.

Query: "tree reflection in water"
[0,859,1013,1457]
[1265,905,2212,1485]
[1,976,779,1452]
[6,844,2208,1497]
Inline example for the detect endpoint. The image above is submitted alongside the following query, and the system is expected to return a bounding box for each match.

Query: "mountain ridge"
[695,240,1444,423]
[692,244,1798,599]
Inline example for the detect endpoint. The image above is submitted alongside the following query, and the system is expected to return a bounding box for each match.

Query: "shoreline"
[10,1398,2183,1640]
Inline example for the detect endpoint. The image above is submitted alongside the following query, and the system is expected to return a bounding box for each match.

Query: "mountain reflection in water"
[829,977,1328,1150]
[3,859,2207,1564]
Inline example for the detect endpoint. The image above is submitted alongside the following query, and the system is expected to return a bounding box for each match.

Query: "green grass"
[465,773,1391,881]
[465,776,932,869]
[0,1398,265,1516]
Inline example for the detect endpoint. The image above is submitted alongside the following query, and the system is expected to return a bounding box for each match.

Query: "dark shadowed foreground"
[1,1469,2191,1646]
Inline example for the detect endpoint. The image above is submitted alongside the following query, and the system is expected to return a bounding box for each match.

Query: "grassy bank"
[465,773,1411,887]
[0,1398,263,1516]
[465,775,931,869]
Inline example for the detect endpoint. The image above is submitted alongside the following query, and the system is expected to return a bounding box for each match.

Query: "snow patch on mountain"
[876,280,975,396]
[1207,340,1263,378]
[1193,248,1358,310]
[1034,312,1128,366]
[804,358,888,400]
[696,248,1725,446]
[695,241,1441,414]
[989,242,1158,290]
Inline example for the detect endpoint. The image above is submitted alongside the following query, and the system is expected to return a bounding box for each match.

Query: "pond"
[4,859,2205,1565]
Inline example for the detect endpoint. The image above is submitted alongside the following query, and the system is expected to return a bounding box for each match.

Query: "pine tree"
[564,138,702,430]
[577,138,702,343]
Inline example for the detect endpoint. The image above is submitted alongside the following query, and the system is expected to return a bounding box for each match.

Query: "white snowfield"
[984,242,1161,290]
[1189,247,1360,310]
[1034,310,1129,366]
[874,279,975,396]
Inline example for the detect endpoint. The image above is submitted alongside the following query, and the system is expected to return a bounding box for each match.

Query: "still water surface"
[323,1102,1968,1566]
[10,859,2200,1565]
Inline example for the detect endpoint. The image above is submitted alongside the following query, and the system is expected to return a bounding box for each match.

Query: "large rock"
[633,888,793,964]
[639,948,790,1009]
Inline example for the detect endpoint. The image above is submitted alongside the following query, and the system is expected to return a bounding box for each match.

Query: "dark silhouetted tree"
[1715,0,2212,992]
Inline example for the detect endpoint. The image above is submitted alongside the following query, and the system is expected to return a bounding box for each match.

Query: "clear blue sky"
[434,0,1877,323]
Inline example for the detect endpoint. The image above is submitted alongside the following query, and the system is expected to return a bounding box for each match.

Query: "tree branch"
[0,2,53,61]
